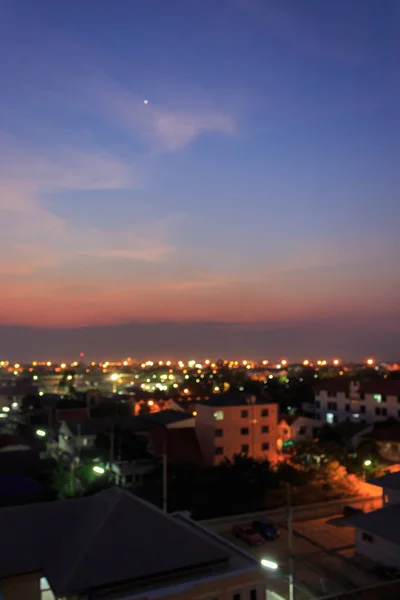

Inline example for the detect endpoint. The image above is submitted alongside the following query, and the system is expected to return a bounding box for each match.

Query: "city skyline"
[1,0,399,358]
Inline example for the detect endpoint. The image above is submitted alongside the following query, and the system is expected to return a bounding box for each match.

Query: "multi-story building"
[195,391,278,465]
[314,379,400,426]
[0,487,268,600]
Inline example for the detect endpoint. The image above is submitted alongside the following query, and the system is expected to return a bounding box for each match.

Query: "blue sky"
[0,0,399,360]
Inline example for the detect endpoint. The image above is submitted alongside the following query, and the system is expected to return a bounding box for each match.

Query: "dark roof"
[0,487,229,595]
[315,378,400,395]
[324,580,400,600]
[332,421,370,439]
[55,407,90,423]
[197,391,273,408]
[144,409,193,426]
[345,504,400,545]
[363,421,400,443]
[66,410,193,436]
[368,471,400,492]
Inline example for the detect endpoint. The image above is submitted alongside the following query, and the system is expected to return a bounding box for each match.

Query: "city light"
[39,391,44,396]
[192,411,198,416]
[14,363,20,369]
[148,400,154,406]
[367,358,375,365]
[364,459,372,467]
[281,359,287,366]
[93,466,105,475]
[2,406,10,413]
[36,429,46,437]
[261,559,278,570]
[60,363,66,369]
[110,373,119,381]
[303,359,309,366]
[33,375,38,380]
[46,361,51,366]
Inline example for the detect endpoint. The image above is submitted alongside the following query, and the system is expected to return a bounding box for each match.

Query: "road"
[221,515,382,599]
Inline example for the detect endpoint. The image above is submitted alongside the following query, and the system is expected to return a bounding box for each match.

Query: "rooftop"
[363,421,400,443]
[315,378,400,395]
[0,487,259,596]
[368,471,400,491]
[345,504,400,545]
[197,391,273,408]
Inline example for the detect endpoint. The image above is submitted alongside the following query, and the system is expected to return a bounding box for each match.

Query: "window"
[316,412,320,420]
[241,444,249,453]
[362,532,374,543]
[315,401,320,408]
[374,394,382,403]
[262,442,269,451]
[261,425,269,434]
[381,395,387,403]
[240,427,249,435]
[215,447,224,455]
[214,410,224,421]
[250,590,257,600]
[327,402,337,410]
[360,405,366,413]
[326,412,335,424]
[241,409,249,418]
[345,404,350,412]
[215,429,223,437]
[261,409,269,417]
[376,407,387,416]
[327,391,336,398]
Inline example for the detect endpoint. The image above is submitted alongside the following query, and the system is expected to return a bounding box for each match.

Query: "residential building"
[347,471,400,570]
[315,379,400,425]
[195,391,278,465]
[0,486,268,600]
[278,415,321,447]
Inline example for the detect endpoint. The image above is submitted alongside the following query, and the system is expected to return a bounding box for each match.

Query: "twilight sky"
[0,0,399,361]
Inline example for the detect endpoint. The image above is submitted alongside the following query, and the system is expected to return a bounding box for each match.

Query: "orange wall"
[213,403,278,464]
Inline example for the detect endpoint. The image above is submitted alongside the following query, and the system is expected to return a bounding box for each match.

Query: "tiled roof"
[0,487,230,595]
[315,378,400,395]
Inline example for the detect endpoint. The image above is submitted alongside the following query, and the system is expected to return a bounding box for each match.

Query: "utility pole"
[162,433,168,512]
[286,482,294,600]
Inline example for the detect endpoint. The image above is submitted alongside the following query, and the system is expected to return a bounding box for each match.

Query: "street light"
[36,430,46,437]
[261,559,279,570]
[2,406,10,413]
[93,466,105,475]
[364,459,372,467]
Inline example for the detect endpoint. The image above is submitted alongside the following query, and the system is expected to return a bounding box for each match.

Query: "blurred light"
[205,359,210,365]
[214,386,220,392]
[183,388,189,394]
[367,358,374,365]
[166,361,171,366]
[281,359,287,366]
[364,459,372,466]
[33,375,38,380]
[148,400,154,406]
[60,363,66,369]
[11,402,18,409]
[261,559,278,570]
[339,370,344,375]
[67,375,73,381]
[13,371,18,376]
[303,360,309,366]
[93,466,105,474]
[14,363,20,369]
[123,360,128,366]
[333,359,339,366]
[39,391,44,396]
[36,429,46,437]
[110,374,119,381]
[317,360,322,366]
[268,375,273,379]
[262,360,268,365]
[276,364,281,369]
[192,411,198,416]
[46,361,51,367]
[2,406,10,413]
[32,361,37,366]
[243,360,247,365]
[141,363,146,368]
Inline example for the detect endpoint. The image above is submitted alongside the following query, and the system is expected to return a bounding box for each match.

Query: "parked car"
[232,524,265,546]
[252,519,279,540]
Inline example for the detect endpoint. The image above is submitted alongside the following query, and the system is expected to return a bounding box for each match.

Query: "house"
[346,471,400,570]
[361,420,400,463]
[0,487,267,600]
[195,391,278,465]
[315,379,400,425]
[278,415,321,447]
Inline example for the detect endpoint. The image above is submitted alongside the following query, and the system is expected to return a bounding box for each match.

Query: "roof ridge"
[55,488,124,593]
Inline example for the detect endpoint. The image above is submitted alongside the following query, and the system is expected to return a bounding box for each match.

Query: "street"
[222,515,383,599]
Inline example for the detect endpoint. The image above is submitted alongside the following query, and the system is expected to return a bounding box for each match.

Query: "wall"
[317,391,400,425]
[201,494,382,533]
[0,573,40,600]
[355,529,400,569]
[194,403,215,467]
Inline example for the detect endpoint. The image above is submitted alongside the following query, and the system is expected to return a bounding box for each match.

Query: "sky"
[0,0,399,361]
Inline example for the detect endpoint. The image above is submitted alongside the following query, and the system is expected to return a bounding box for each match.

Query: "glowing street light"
[367,358,375,366]
[333,359,340,366]
[93,466,105,475]
[2,406,10,413]
[36,429,46,437]
[261,558,279,570]
[303,359,309,366]
[364,459,372,467]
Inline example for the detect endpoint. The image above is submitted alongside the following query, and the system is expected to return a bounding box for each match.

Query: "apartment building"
[195,391,278,465]
[0,487,267,600]
[315,379,400,425]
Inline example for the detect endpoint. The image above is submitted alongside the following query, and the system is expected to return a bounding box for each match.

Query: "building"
[195,391,278,465]
[315,379,400,425]
[346,471,400,570]
[278,415,321,446]
[361,421,400,463]
[0,486,267,600]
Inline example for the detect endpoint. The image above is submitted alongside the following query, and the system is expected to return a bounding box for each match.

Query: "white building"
[348,471,400,569]
[315,379,400,426]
